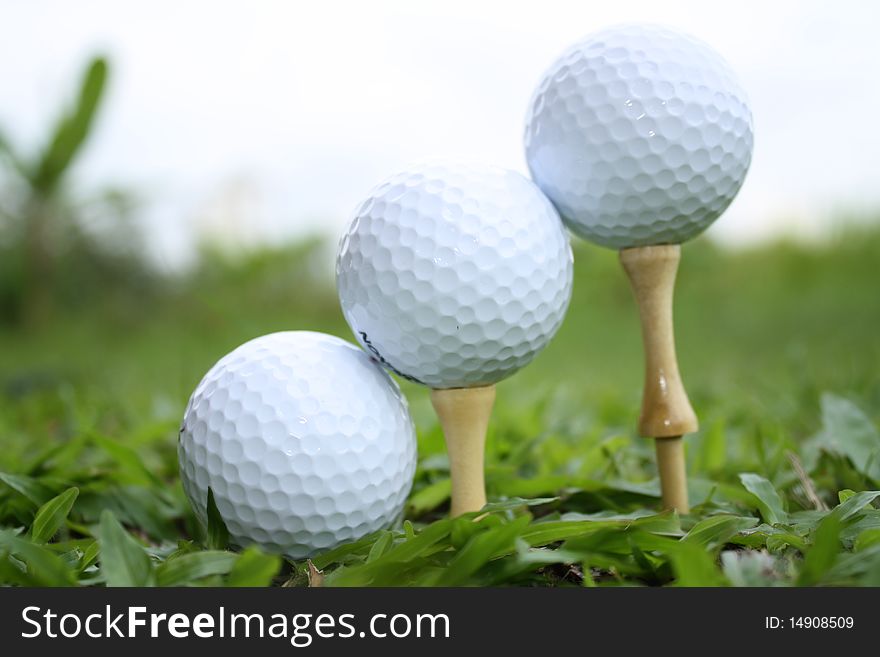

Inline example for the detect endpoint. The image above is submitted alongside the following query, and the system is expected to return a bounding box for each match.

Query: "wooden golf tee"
[430,385,496,516]
[620,244,697,513]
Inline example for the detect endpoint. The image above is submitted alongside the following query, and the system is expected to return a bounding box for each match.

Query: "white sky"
[2,0,880,267]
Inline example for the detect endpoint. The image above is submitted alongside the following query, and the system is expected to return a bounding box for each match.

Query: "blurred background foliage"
[0,57,155,327]
[0,58,878,586]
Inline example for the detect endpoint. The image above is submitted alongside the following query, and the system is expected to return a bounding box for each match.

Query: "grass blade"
[407,479,450,515]
[31,487,79,544]
[668,540,727,586]
[815,394,880,483]
[797,513,843,585]
[156,550,237,586]
[683,515,759,550]
[206,488,229,550]
[227,547,281,587]
[366,531,393,563]
[33,57,108,194]
[98,509,155,586]
[831,490,880,521]
[0,472,57,506]
[0,530,76,586]
[739,473,786,525]
[431,515,531,586]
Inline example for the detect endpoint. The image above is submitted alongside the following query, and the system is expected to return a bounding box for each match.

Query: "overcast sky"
[3,0,880,267]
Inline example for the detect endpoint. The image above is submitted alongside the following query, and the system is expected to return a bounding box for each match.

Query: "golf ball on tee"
[525,24,754,249]
[178,331,417,559]
[336,163,573,389]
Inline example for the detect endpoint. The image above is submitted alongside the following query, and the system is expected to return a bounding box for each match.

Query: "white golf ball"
[525,24,754,249]
[336,163,573,389]
[178,331,417,559]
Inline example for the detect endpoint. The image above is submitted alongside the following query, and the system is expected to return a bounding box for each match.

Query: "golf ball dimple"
[525,24,754,249]
[336,163,574,389]
[178,331,417,559]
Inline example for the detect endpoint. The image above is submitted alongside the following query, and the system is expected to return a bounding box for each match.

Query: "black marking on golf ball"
[359,331,424,385]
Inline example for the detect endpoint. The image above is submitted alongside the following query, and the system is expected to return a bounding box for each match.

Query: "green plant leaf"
[91,434,161,486]
[226,547,281,587]
[77,485,177,541]
[814,394,880,483]
[515,511,680,552]
[830,490,880,521]
[407,479,450,515]
[366,530,394,563]
[205,488,229,550]
[450,512,493,548]
[739,473,786,525]
[730,523,808,552]
[310,531,388,570]
[854,528,880,552]
[32,56,108,194]
[0,471,58,506]
[0,529,76,586]
[156,551,237,586]
[367,517,455,565]
[697,419,727,473]
[31,487,79,544]
[667,540,727,586]
[97,509,154,586]
[824,544,880,583]
[78,540,100,572]
[482,496,558,512]
[329,518,456,586]
[431,515,531,586]
[839,510,880,549]
[403,520,416,540]
[797,513,842,585]
[683,515,759,550]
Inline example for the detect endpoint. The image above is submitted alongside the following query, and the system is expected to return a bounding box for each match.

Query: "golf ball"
[178,331,417,559]
[336,163,573,389]
[525,24,754,249]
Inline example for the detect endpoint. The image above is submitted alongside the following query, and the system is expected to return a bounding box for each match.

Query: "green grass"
[1,229,879,586]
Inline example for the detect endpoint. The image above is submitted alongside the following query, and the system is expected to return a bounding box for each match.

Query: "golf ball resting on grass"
[178,331,417,559]
[337,163,573,515]
[525,24,754,512]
